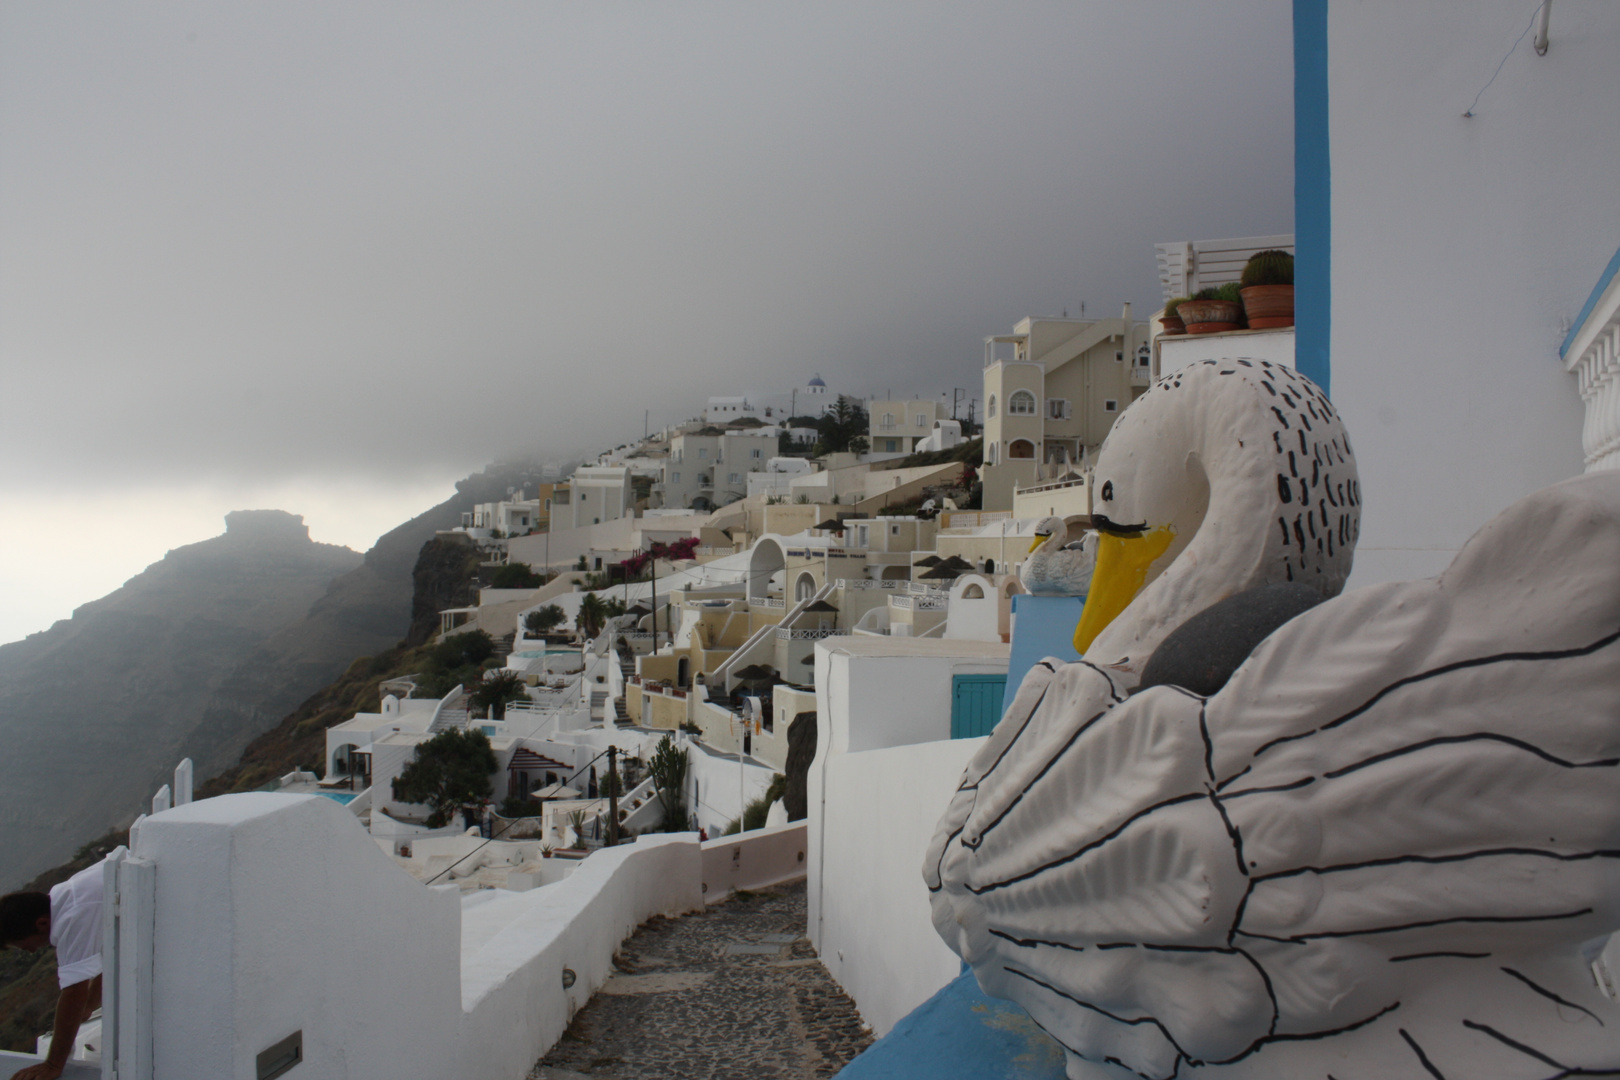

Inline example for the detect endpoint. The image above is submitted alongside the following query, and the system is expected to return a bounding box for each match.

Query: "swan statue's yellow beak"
[1073,526,1175,655]
[1027,535,1049,555]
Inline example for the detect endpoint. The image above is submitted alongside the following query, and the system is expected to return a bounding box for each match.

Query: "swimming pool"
[317,790,359,805]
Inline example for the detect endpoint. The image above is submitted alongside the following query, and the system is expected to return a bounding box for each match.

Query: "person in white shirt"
[0,859,107,1080]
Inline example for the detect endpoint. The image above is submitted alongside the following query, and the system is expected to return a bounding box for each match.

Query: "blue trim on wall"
[1561,245,1620,358]
[1294,0,1331,396]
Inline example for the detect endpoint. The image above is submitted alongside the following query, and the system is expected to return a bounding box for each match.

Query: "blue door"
[951,674,1009,739]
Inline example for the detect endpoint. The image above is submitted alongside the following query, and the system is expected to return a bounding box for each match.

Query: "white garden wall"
[1325,2,1615,586]
[809,736,983,1037]
[103,793,704,1080]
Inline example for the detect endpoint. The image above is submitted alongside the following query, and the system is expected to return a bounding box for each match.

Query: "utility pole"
[607,745,621,846]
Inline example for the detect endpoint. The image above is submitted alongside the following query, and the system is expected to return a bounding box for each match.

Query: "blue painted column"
[1294,0,1331,397]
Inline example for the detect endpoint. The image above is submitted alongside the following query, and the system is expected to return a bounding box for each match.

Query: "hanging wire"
[1463,2,1545,118]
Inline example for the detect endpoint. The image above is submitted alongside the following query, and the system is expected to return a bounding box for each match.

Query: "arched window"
[1009,439,1035,459]
[962,583,985,599]
[795,572,818,601]
[1009,391,1037,415]
[987,395,997,418]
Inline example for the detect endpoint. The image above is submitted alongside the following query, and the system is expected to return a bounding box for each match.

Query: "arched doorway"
[747,537,788,602]
[677,656,691,689]
[1008,440,1035,460]
[795,571,818,601]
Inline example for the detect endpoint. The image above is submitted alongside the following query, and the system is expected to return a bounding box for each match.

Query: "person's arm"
[11,975,97,1080]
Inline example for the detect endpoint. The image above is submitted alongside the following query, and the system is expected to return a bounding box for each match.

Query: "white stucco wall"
[1326,2,1614,586]
[136,794,464,1079]
[124,793,704,1080]
[685,738,776,837]
[816,638,1009,754]
[1158,327,1294,376]
[809,736,983,1038]
[699,822,807,902]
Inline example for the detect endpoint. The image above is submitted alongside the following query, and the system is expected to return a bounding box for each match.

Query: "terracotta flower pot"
[1160,312,1186,336]
[1177,299,1243,334]
[1240,284,1294,329]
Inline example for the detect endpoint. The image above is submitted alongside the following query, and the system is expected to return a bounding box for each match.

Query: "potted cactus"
[1178,283,1245,334]
[1160,297,1189,336]
[1239,249,1294,329]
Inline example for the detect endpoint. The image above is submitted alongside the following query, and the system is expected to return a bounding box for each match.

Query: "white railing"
[775,627,843,640]
[839,578,906,590]
[891,595,946,611]
[753,596,786,608]
[1566,291,1620,472]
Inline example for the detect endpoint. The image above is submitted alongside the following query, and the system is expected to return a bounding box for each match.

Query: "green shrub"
[490,562,543,589]
[1164,297,1188,317]
[1240,249,1294,288]
[1215,282,1244,303]
[1191,286,1222,301]
[391,728,497,827]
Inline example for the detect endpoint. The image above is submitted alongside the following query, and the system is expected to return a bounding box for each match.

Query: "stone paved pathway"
[531,881,872,1080]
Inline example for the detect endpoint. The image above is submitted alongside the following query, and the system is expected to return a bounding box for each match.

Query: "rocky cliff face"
[0,464,544,890]
[0,511,360,888]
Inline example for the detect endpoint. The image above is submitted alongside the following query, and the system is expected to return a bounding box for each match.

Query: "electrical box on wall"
[256,1030,302,1080]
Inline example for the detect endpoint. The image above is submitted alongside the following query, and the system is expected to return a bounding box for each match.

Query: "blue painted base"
[835,969,1067,1080]
[1002,594,1086,715]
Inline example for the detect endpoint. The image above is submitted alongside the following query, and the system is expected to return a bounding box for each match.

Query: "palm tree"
[576,593,608,640]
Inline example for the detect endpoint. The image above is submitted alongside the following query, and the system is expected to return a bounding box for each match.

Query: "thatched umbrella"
[940,555,975,570]
[918,564,963,581]
[803,599,839,613]
[814,519,845,533]
[914,554,943,567]
[731,663,778,686]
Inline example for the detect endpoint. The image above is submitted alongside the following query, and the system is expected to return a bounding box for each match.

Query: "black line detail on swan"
[925,821,965,894]
[1199,707,1215,783]
[1458,1020,1573,1073]
[1206,999,1400,1067]
[1220,775,1316,799]
[965,792,1207,894]
[961,704,1113,850]
[1208,791,1249,877]
[1246,624,1620,763]
[1457,1019,1620,1076]
[957,657,1116,794]
[1250,848,1620,884]
[1320,733,1620,780]
[956,675,1055,793]
[1399,1028,1448,1079]
[1389,951,1492,962]
[1499,966,1606,1026]
[1235,907,1593,944]
[987,928,1085,952]
[1001,965,1191,1064]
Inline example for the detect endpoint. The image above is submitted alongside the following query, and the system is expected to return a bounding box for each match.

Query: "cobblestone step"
[531,880,871,1080]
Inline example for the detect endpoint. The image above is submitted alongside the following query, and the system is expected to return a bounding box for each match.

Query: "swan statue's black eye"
[1101,480,1113,501]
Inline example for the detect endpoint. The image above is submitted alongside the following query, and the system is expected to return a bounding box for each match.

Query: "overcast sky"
[0,1,1295,643]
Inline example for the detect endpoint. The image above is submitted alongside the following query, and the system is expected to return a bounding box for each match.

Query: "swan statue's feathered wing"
[927,360,1620,1080]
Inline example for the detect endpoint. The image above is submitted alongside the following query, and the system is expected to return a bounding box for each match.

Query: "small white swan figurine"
[1019,516,1096,597]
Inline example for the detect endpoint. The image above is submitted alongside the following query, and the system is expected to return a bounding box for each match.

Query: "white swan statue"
[927,359,1620,1080]
[1020,516,1097,597]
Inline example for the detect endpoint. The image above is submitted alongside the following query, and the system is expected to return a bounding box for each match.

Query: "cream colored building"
[656,428,778,511]
[552,466,633,529]
[980,311,1153,511]
[868,399,948,455]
